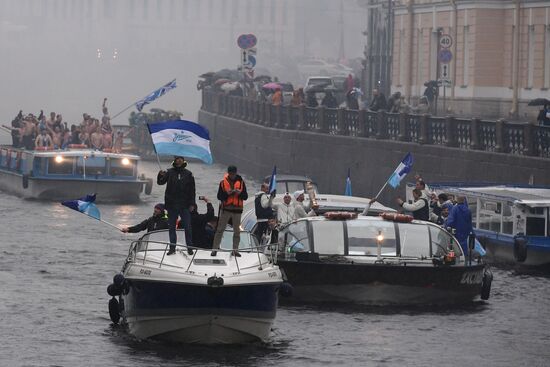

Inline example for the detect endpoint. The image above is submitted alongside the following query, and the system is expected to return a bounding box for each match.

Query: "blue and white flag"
[387,153,413,188]
[135,79,177,112]
[344,168,352,196]
[61,194,101,220]
[474,239,487,257]
[268,166,277,194]
[147,119,213,164]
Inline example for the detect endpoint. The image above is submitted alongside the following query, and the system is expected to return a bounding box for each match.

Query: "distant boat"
[407,183,550,267]
[0,145,152,202]
[108,229,283,344]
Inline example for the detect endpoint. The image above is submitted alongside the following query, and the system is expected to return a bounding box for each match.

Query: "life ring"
[108,297,120,324]
[144,178,153,195]
[324,211,358,220]
[67,144,87,149]
[481,269,493,300]
[22,174,29,189]
[513,236,528,263]
[380,212,414,223]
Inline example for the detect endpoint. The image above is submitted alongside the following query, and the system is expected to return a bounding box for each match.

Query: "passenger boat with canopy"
[0,145,152,202]
[107,229,283,344]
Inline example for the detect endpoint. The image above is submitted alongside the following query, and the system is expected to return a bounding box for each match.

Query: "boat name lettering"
[460,271,482,285]
[268,271,278,278]
[139,269,152,276]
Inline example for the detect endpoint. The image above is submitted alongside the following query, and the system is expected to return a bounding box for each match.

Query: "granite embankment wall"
[199,110,550,204]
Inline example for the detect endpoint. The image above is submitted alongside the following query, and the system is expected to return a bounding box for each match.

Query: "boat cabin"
[262,174,318,194]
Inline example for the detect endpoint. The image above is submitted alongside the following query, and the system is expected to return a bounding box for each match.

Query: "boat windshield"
[219,230,258,250]
[428,225,463,257]
[283,221,311,253]
[346,219,396,256]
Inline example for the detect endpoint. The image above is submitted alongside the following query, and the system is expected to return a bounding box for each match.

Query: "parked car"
[298,59,353,79]
[280,82,294,105]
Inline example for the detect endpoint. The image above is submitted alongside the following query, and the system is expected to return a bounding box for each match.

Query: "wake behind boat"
[107,229,283,344]
[0,145,152,202]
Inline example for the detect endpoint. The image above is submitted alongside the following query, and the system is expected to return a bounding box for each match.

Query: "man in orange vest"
[211,165,248,257]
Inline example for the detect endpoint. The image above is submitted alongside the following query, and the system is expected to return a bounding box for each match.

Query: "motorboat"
[406,183,550,267]
[0,145,152,202]
[107,229,283,344]
[276,213,492,306]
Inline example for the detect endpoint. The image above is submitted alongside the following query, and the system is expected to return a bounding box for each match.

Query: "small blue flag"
[387,153,413,188]
[344,168,352,196]
[136,79,177,112]
[147,119,213,164]
[474,239,487,257]
[268,166,277,194]
[61,194,101,220]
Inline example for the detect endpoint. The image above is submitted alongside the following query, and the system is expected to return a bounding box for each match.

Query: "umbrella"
[214,69,241,81]
[220,81,240,92]
[199,71,215,78]
[214,78,232,86]
[254,75,272,82]
[262,82,282,90]
[528,98,550,106]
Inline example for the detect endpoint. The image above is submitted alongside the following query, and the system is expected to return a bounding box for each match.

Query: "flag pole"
[145,122,164,171]
[373,180,390,201]
[96,218,121,231]
[110,102,138,121]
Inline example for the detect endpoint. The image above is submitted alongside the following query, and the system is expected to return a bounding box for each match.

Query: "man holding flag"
[157,156,196,255]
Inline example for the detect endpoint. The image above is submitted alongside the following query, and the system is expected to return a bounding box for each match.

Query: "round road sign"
[439,34,453,49]
[438,49,453,64]
[237,34,257,49]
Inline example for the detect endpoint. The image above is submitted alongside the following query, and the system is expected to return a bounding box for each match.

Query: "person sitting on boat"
[253,183,276,242]
[274,192,296,226]
[34,128,53,149]
[396,188,429,221]
[435,202,453,226]
[121,203,169,234]
[445,196,474,256]
[292,190,317,219]
[211,165,248,257]
[430,193,453,222]
[186,196,215,249]
[157,156,196,256]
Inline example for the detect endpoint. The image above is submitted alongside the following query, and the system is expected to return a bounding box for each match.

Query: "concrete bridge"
[198,90,550,203]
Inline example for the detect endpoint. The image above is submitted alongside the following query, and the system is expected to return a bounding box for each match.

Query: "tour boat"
[407,183,550,267]
[0,145,152,202]
[107,229,283,344]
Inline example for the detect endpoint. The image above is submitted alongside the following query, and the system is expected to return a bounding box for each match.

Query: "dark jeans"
[253,221,269,243]
[167,206,192,248]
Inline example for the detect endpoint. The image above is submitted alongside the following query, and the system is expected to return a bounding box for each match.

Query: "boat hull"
[476,232,550,267]
[279,259,486,306]
[0,170,144,202]
[121,279,279,344]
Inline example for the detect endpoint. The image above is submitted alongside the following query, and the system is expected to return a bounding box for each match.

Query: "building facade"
[392,0,550,120]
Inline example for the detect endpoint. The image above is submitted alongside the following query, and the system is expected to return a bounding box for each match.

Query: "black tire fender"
[513,236,528,263]
[108,297,120,324]
[144,178,153,195]
[481,269,493,300]
[22,174,29,189]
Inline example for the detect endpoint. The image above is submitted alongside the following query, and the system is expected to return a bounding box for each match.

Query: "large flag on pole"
[61,194,101,220]
[387,153,413,188]
[268,166,277,194]
[135,79,177,112]
[344,168,352,196]
[147,119,213,164]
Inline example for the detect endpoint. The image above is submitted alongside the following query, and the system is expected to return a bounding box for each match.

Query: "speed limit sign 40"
[440,34,453,49]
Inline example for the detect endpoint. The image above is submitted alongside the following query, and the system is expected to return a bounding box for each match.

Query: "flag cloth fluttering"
[61,194,101,220]
[387,153,413,188]
[135,79,177,112]
[268,166,277,194]
[147,119,213,164]
[344,168,352,196]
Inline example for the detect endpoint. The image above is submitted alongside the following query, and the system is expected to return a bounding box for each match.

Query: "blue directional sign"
[438,49,453,64]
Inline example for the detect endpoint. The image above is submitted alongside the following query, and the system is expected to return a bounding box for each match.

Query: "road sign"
[440,64,449,78]
[439,34,453,49]
[438,49,453,64]
[237,34,257,49]
[438,78,452,87]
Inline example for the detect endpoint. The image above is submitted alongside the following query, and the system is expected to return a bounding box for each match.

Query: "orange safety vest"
[221,174,243,210]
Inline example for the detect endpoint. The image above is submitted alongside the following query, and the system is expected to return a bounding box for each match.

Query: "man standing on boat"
[253,183,275,242]
[157,156,196,256]
[397,189,429,221]
[121,203,169,234]
[446,196,474,256]
[211,165,248,257]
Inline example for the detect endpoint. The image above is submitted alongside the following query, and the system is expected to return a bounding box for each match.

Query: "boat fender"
[113,273,125,287]
[379,212,413,223]
[22,174,29,189]
[107,283,122,297]
[481,269,493,300]
[324,211,358,220]
[279,282,293,298]
[108,297,120,324]
[513,236,528,263]
[144,178,153,195]
[207,276,224,287]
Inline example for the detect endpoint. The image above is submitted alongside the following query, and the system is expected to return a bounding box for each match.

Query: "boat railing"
[128,237,276,275]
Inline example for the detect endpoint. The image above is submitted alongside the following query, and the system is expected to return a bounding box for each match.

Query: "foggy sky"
[0,0,367,137]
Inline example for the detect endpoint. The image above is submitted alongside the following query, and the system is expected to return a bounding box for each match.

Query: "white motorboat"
[107,229,283,344]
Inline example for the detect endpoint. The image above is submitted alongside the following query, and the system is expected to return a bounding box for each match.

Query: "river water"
[1,161,549,367]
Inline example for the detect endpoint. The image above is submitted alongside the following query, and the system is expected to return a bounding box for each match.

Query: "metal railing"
[201,90,550,158]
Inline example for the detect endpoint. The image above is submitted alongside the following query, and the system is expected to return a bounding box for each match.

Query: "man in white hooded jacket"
[274,192,296,225]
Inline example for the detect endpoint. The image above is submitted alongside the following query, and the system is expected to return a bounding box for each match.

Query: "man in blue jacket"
[446,196,473,256]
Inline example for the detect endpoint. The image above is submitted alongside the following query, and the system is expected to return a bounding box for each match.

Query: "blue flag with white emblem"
[344,168,352,196]
[135,79,177,112]
[61,194,101,220]
[268,166,277,194]
[388,153,413,188]
[147,119,213,164]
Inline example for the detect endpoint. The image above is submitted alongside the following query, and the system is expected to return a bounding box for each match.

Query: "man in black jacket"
[188,196,215,248]
[121,203,169,233]
[157,156,196,255]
